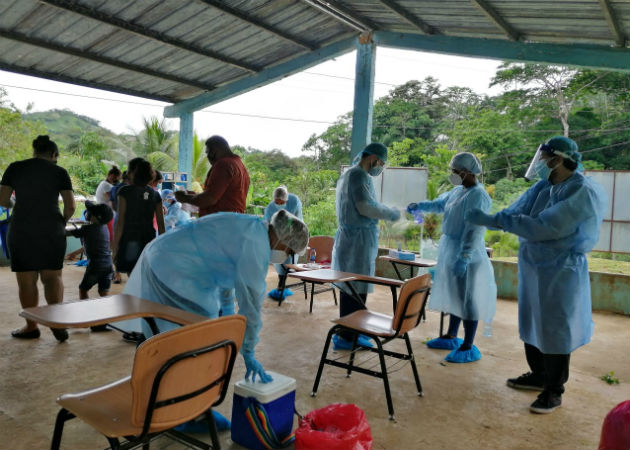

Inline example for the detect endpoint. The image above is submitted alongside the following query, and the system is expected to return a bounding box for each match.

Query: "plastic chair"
[311,273,431,420]
[300,236,338,313]
[50,315,246,450]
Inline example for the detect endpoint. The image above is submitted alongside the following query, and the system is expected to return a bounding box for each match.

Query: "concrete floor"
[0,263,628,449]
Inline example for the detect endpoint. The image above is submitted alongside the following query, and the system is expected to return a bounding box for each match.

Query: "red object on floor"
[295,403,372,450]
[599,400,630,450]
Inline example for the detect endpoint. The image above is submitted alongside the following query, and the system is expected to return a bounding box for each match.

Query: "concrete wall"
[375,249,630,316]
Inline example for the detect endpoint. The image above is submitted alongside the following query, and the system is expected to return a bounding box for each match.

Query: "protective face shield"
[269,209,309,256]
[270,249,289,263]
[525,144,562,181]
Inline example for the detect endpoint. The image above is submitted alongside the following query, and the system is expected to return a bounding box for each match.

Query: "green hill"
[24,109,134,154]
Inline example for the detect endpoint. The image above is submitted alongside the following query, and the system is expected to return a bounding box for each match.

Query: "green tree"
[133,116,178,171]
[301,113,352,169]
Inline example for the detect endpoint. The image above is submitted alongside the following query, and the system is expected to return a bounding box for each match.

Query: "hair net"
[273,185,288,201]
[160,189,174,200]
[450,152,482,174]
[543,136,582,163]
[352,142,388,165]
[270,209,309,255]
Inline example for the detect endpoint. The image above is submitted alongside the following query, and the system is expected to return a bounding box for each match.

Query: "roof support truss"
[373,31,630,72]
[299,0,375,32]
[164,35,357,117]
[197,0,317,51]
[376,0,440,35]
[470,0,520,41]
[40,0,261,73]
[0,61,174,102]
[0,29,215,91]
[597,0,627,47]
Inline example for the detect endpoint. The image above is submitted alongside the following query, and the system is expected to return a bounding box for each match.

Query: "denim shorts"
[79,265,114,292]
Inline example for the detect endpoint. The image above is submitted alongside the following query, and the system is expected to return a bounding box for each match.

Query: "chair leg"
[311,327,336,396]
[332,288,338,306]
[303,282,307,299]
[206,409,221,450]
[107,437,121,450]
[51,408,75,450]
[346,332,359,377]
[375,338,395,420]
[403,333,423,396]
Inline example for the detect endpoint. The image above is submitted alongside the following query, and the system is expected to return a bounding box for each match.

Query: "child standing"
[67,201,114,331]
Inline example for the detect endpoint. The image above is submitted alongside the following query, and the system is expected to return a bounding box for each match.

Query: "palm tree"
[189,133,210,191]
[133,116,178,171]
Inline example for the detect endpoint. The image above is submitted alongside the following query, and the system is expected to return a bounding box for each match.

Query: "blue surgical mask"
[534,160,551,180]
[368,165,383,177]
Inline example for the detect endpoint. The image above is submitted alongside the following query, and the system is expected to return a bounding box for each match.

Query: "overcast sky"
[1,48,503,158]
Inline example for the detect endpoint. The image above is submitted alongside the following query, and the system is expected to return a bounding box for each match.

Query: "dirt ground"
[0,263,628,449]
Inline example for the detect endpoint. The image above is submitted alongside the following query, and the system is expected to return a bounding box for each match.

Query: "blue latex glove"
[407,202,418,214]
[389,208,401,221]
[453,258,468,277]
[243,352,273,383]
[466,208,499,228]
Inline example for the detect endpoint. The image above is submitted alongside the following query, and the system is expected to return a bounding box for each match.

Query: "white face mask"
[448,173,463,186]
[270,249,288,263]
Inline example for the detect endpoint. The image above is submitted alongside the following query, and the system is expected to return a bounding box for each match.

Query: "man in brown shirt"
[175,135,250,216]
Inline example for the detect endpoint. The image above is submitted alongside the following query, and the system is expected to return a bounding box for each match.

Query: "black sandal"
[11,328,41,339]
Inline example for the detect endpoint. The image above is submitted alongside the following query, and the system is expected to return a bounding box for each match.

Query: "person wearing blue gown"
[263,186,303,300]
[332,142,401,350]
[467,136,607,414]
[408,152,497,363]
[123,209,309,384]
[160,189,191,230]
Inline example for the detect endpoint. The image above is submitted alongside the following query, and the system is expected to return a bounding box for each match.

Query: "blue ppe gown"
[332,165,400,295]
[123,213,270,356]
[416,184,496,322]
[163,201,191,230]
[495,172,607,354]
[263,193,303,275]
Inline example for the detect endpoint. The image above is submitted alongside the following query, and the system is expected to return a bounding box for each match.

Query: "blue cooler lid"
[234,372,296,403]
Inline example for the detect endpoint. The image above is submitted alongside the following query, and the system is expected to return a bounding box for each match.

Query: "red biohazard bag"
[599,400,630,450]
[295,403,372,450]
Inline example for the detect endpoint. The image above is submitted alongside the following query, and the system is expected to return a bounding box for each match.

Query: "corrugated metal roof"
[0,0,628,105]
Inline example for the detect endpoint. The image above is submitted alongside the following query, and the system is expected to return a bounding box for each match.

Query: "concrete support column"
[178,112,193,188]
[350,33,376,163]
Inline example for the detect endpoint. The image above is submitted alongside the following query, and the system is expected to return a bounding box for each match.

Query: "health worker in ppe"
[466,136,607,414]
[123,210,309,383]
[332,142,401,351]
[160,189,191,231]
[407,152,496,363]
[263,186,303,301]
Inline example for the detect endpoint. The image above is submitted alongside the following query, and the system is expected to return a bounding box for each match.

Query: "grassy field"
[493,256,629,275]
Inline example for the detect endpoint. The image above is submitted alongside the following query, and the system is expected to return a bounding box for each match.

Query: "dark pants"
[338,290,367,340]
[525,343,570,395]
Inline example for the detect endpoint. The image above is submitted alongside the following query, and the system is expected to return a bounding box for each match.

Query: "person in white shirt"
[95,166,121,208]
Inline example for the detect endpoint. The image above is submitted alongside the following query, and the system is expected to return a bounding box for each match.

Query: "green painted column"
[350,35,376,163]
[178,112,193,188]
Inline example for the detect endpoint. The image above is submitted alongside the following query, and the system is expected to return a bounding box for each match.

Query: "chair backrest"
[130,315,246,430]
[392,273,431,334]
[308,236,334,263]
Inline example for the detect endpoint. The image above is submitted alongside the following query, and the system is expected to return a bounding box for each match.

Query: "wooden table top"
[20,294,206,328]
[378,255,437,267]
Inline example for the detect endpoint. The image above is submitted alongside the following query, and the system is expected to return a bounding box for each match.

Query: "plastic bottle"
[483,322,493,337]
[310,248,317,267]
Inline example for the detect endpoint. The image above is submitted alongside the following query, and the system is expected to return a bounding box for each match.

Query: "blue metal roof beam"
[164,36,358,117]
[0,29,216,91]
[196,0,318,51]
[40,0,261,73]
[373,31,630,72]
[0,61,175,103]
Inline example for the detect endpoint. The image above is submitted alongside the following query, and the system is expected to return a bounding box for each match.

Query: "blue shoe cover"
[283,288,294,296]
[75,259,88,267]
[332,334,354,350]
[174,411,231,433]
[426,337,463,350]
[357,334,374,348]
[445,345,482,363]
[267,289,286,301]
